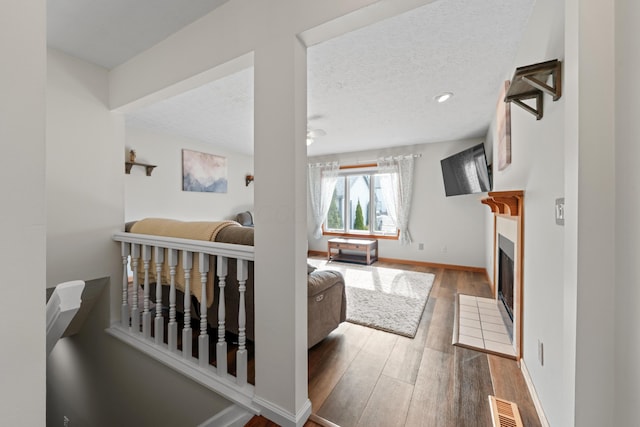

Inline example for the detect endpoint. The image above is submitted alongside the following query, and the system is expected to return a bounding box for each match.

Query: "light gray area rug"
[308,259,435,338]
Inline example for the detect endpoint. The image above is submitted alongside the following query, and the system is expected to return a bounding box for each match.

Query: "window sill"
[322,230,399,240]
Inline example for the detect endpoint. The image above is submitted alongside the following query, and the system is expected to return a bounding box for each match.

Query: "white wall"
[46,49,124,290]
[0,2,46,425]
[308,139,488,268]
[124,126,254,222]
[485,0,566,424]
[615,1,640,424]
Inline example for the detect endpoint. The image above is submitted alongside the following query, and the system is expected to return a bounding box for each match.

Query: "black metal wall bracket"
[504,59,562,120]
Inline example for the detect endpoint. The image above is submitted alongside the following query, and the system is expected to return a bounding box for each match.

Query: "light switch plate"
[555,198,565,225]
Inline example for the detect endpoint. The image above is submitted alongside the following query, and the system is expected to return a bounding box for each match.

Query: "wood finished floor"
[247,258,541,427]
[306,259,541,427]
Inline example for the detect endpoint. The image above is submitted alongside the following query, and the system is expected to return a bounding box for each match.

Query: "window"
[325,169,398,236]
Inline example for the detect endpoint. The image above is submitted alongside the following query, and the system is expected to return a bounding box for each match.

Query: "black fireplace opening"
[497,234,515,327]
[498,249,515,320]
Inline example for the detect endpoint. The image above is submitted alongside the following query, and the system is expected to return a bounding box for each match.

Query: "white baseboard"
[253,396,312,427]
[520,359,550,427]
[197,405,254,427]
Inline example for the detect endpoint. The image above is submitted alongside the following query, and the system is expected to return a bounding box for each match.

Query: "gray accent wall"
[47,278,232,426]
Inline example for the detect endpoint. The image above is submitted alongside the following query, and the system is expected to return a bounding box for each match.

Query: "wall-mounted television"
[440,143,492,197]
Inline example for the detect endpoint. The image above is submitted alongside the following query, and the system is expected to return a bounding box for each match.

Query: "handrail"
[46,280,85,355]
[112,231,254,261]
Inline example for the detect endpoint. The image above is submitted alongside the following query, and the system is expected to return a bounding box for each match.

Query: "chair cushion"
[307,270,344,296]
[236,211,254,226]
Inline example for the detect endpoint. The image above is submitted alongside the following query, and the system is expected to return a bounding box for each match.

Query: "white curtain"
[308,162,339,239]
[377,160,398,235]
[377,156,415,245]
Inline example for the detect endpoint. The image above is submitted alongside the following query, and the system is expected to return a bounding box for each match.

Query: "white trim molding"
[520,359,550,427]
[197,405,253,427]
[253,396,312,427]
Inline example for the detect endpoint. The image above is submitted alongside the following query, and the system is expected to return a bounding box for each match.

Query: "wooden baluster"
[142,245,152,338]
[236,259,249,386]
[121,243,130,328]
[198,253,210,368]
[154,246,165,345]
[216,256,228,376]
[182,251,193,359]
[130,244,140,332]
[167,249,178,352]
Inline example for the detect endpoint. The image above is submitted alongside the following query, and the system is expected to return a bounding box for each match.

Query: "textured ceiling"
[126,67,255,155]
[48,0,536,157]
[307,0,535,156]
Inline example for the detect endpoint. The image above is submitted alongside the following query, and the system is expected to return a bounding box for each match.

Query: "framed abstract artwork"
[496,80,512,171]
[182,149,228,193]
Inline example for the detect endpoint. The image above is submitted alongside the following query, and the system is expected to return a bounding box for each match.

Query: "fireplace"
[482,190,523,359]
[498,235,515,339]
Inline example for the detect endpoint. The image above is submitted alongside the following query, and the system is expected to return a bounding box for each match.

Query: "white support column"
[182,250,193,359]
[154,246,165,345]
[216,256,228,377]
[130,243,140,332]
[253,34,310,421]
[167,248,178,352]
[142,245,152,338]
[121,242,130,328]
[198,253,210,368]
[564,0,616,425]
[236,259,249,386]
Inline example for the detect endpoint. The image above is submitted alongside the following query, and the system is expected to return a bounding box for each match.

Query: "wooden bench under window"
[327,238,378,265]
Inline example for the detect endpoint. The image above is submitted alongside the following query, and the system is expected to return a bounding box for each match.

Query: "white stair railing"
[110,232,257,412]
[216,256,228,377]
[46,280,85,355]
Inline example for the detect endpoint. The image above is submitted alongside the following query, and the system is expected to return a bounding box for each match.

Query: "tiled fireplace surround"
[455,214,520,359]
[470,191,523,359]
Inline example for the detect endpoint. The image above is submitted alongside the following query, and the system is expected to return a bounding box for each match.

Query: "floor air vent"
[489,395,524,427]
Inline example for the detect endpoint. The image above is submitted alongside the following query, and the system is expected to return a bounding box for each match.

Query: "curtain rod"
[308,161,339,168]
[309,154,421,168]
[356,153,422,164]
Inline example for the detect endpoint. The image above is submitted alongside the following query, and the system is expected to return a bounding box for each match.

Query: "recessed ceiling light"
[434,92,453,103]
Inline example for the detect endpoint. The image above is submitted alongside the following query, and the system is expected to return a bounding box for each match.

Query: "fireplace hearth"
[481,190,524,360]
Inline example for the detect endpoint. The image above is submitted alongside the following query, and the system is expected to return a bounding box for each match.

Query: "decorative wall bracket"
[125,161,157,176]
[481,190,524,216]
[504,59,562,120]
